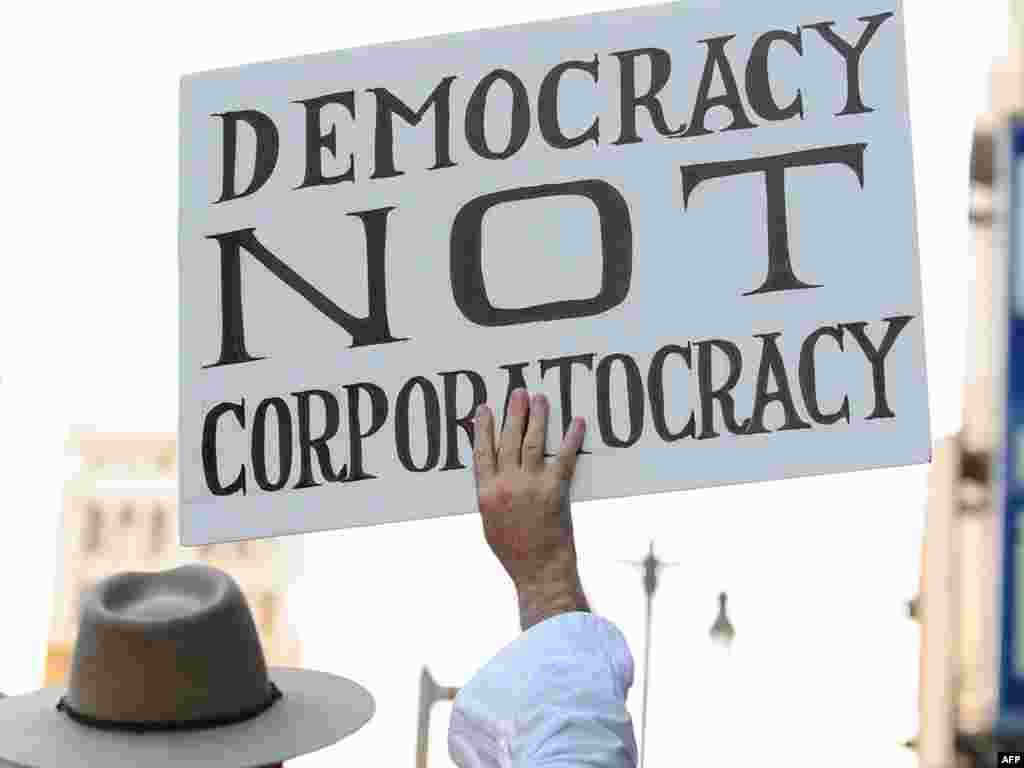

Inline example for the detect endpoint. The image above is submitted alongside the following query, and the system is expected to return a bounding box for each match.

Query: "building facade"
[915,36,1022,768]
[45,430,301,685]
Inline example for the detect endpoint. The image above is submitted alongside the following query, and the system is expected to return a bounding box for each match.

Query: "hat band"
[55,681,282,733]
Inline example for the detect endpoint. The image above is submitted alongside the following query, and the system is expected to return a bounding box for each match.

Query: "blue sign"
[998,117,1024,736]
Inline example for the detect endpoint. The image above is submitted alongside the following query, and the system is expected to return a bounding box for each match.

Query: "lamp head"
[709,591,736,649]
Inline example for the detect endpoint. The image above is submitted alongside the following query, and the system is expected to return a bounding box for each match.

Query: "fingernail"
[476,404,488,419]
[532,393,546,411]
[574,417,586,437]
[513,388,527,401]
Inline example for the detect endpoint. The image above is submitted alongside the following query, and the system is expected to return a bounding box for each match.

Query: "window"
[82,501,103,554]
[259,593,276,635]
[151,504,166,556]
[156,447,174,473]
[74,581,94,623]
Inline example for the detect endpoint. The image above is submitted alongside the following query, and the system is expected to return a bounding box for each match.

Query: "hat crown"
[66,564,273,725]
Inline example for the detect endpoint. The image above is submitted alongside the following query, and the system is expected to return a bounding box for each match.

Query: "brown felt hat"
[0,564,373,767]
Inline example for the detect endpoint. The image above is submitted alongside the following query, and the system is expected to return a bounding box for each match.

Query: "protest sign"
[179,0,930,544]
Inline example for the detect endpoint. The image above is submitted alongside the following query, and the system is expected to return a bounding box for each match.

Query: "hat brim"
[0,667,373,768]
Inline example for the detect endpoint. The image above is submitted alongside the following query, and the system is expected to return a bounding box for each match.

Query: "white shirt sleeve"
[447,611,638,768]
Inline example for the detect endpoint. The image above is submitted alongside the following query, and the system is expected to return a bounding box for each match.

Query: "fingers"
[554,417,586,484]
[521,393,549,471]
[473,404,497,485]
[498,388,529,470]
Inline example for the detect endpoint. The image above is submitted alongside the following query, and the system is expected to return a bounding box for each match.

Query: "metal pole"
[416,667,458,768]
[621,541,678,768]
[640,576,653,768]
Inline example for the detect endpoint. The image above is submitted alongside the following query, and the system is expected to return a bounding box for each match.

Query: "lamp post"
[621,541,678,768]
[622,542,736,768]
[414,666,458,768]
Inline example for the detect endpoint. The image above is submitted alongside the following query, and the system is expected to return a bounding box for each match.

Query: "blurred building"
[914,36,1022,768]
[45,430,301,685]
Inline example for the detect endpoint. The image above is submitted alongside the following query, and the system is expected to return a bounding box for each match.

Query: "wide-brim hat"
[0,565,374,767]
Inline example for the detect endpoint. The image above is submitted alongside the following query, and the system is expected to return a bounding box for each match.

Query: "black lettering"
[610,48,684,145]
[292,389,345,489]
[681,143,866,295]
[799,326,851,425]
[648,344,696,441]
[747,333,812,434]
[440,370,488,471]
[596,353,645,447]
[804,13,895,116]
[538,56,600,149]
[214,110,279,203]
[202,399,247,496]
[746,29,805,122]
[369,77,457,179]
[451,180,632,326]
[251,397,293,492]
[842,316,913,419]
[294,92,356,189]
[343,382,389,481]
[696,340,750,439]
[204,209,407,367]
[541,353,595,452]
[684,35,758,138]
[465,70,530,160]
[395,376,442,472]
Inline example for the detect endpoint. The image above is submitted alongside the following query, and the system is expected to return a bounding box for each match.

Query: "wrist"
[516,559,589,630]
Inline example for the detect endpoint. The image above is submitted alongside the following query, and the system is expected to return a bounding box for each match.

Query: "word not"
[205,143,867,368]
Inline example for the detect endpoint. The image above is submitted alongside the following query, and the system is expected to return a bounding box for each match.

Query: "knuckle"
[479,479,513,514]
[494,479,513,505]
[478,489,501,514]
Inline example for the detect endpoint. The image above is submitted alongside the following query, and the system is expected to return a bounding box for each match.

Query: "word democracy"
[215,13,892,200]
[201,316,910,496]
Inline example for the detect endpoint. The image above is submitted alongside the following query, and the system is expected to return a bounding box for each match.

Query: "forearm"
[515,558,590,630]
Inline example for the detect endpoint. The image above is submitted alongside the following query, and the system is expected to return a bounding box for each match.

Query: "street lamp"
[414,666,459,768]
[709,592,736,650]
[620,541,677,768]
[621,542,736,768]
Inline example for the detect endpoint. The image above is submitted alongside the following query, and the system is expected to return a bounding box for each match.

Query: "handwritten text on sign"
[179,1,930,544]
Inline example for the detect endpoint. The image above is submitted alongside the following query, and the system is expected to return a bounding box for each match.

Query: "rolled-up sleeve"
[448,612,638,768]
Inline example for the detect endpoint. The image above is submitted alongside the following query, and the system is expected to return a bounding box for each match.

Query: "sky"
[0,1,1012,767]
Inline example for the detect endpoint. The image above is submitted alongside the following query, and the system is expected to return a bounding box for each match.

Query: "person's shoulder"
[517,612,632,663]
[456,612,634,716]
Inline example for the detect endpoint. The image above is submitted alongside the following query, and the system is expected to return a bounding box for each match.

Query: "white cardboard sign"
[179,0,930,544]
